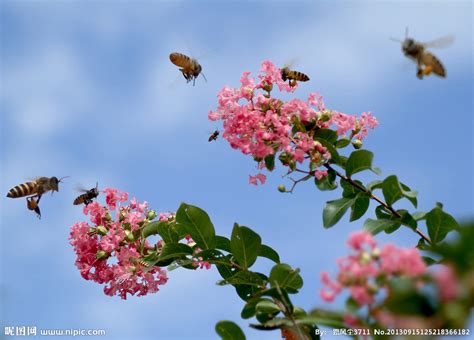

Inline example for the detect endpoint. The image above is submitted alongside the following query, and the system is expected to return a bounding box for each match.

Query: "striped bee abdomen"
[6,182,38,198]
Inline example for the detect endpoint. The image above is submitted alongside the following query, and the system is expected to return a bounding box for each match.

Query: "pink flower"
[347,231,377,251]
[315,170,328,180]
[379,244,426,276]
[433,265,459,301]
[69,189,171,300]
[249,173,267,185]
[349,285,374,305]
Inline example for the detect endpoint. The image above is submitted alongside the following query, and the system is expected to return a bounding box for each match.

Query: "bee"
[26,196,41,219]
[208,129,219,142]
[169,52,207,86]
[6,176,65,199]
[281,66,310,87]
[391,28,453,79]
[73,183,99,206]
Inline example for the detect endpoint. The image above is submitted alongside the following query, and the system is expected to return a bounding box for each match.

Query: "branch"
[323,163,431,244]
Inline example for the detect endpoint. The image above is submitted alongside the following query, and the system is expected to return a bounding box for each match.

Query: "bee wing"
[421,52,446,77]
[423,35,454,49]
[282,57,300,69]
[74,184,89,193]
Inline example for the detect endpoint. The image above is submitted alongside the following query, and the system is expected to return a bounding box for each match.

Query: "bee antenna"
[389,37,402,43]
[59,176,70,183]
[95,182,99,190]
[201,72,207,83]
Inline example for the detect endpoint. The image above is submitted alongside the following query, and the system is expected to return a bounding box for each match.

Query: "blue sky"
[1,1,472,339]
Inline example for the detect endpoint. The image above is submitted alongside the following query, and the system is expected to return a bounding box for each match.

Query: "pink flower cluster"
[208,61,378,185]
[69,188,168,299]
[320,231,462,329]
[320,231,426,305]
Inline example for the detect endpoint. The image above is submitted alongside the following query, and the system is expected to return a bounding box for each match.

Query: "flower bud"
[277,184,286,193]
[360,251,372,264]
[147,210,157,220]
[97,225,108,235]
[262,81,273,93]
[352,139,363,149]
[103,212,112,222]
[96,250,109,260]
[320,110,332,122]
[119,211,127,222]
[124,230,135,242]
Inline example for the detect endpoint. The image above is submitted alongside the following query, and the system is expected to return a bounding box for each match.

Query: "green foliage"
[381,175,418,208]
[350,193,370,222]
[258,244,280,263]
[176,203,216,249]
[426,206,460,244]
[314,168,337,191]
[269,264,303,293]
[345,150,373,177]
[323,197,356,228]
[230,224,262,269]
[215,321,246,340]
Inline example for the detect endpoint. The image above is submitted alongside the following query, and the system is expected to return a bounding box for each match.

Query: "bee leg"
[36,194,43,204]
[34,206,41,219]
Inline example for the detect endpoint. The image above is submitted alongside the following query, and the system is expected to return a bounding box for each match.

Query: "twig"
[323,163,431,244]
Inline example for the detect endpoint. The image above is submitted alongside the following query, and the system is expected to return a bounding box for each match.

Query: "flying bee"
[281,66,310,87]
[73,183,99,206]
[6,176,66,200]
[169,52,207,86]
[208,129,219,142]
[391,28,453,79]
[26,196,41,219]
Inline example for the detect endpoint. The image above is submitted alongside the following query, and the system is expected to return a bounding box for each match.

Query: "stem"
[323,163,431,244]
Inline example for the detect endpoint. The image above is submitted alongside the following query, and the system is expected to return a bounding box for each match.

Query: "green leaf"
[219,271,266,287]
[426,207,460,244]
[230,224,262,269]
[422,256,438,266]
[142,221,161,238]
[416,238,431,251]
[241,297,265,319]
[363,218,401,235]
[314,169,337,191]
[314,128,338,143]
[381,175,418,208]
[314,138,340,164]
[340,179,361,198]
[216,235,231,252]
[350,194,370,222]
[398,210,417,230]
[371,166,382,175]
[335,137,350,149]
[176,203,216,250]
[264,154,275,171]
[258,244,280,263]
[269,263,303,293]
[412,211,427,221]
[308,309,347,329]
[385,278,435,316]
[322,197,356,228]
[156,221,179,243]
[345,150,373,177]
[157,243,193,262]
[256,300,281,314]
[367,180,383,191]
[215,321,246,340]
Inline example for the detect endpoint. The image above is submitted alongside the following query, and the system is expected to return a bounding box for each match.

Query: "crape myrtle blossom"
[209,61,378,185]
[69,188,168,299]
[69,188,210,300]
[320,231,463,329]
